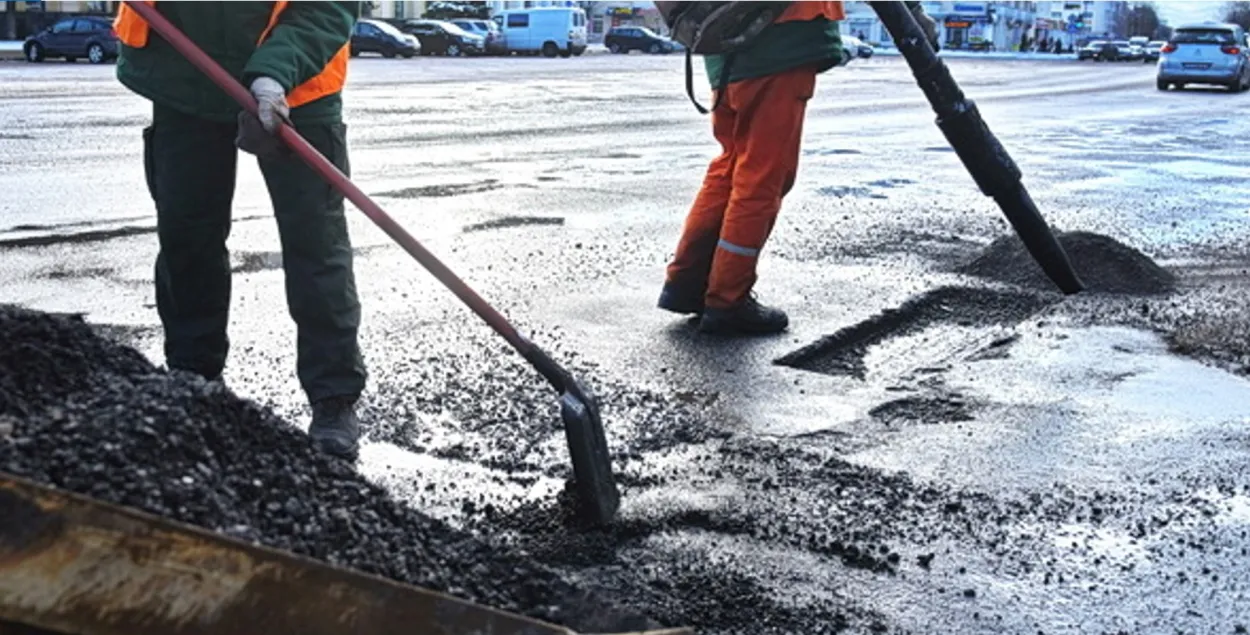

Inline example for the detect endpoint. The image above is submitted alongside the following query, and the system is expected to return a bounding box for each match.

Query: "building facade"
[842,1,1127,52]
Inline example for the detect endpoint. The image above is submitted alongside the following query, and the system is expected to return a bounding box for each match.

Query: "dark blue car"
[24,16,119,64]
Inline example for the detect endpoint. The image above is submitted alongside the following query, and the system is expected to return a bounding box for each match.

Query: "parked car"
[604,26,674,54]
[493,7,587,57]
[841,35,874,59]
[1077,40,1109,61]
[1112,40,1138,60]
[351,18,420,58]
[1144,40,1166,62]
[399,19,485,56]
[1157,22,1250,92]
[23,16,118,64]
[451,19,506,55]
[1128,35,1149,60]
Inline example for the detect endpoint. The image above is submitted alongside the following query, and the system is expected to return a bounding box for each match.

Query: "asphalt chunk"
[0,304,656,633]
[959,231,1177,295]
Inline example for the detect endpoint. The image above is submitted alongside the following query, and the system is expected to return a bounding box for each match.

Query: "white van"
[493,7,588,57]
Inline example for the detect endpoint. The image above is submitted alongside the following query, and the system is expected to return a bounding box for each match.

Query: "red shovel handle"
[121,1,532,355]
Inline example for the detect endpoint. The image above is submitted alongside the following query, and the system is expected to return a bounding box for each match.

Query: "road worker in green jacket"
[115,1,366,460]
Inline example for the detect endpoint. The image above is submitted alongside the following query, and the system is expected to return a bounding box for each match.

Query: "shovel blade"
[560,381,620,526]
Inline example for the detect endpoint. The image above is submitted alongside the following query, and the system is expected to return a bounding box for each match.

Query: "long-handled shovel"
[869,2,1085,295]
[122,1,620,525]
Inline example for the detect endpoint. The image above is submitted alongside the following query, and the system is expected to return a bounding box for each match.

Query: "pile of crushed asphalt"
[0,305,656,633]
[958,230,1176,295]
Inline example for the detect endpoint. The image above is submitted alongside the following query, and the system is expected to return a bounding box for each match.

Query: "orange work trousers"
[665,65,817,310]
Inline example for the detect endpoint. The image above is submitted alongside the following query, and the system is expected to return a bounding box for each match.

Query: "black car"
[451,19,506,55]
[398,20,486,57]
[24,16,118,64]
[351,18,421,58]
[604,26,674,54]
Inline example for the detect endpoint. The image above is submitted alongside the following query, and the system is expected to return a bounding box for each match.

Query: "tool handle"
[122,2,541,366]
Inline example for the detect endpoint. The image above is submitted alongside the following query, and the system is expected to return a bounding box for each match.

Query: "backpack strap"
[686,49,735,115]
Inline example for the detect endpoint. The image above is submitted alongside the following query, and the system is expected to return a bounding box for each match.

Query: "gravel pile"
[959,230,1177,295]
[0,305,656,633]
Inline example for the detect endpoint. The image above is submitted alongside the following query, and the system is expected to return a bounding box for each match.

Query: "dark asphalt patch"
[959,231,1177,295]
[462,216,565,233]
[0,225,154,249]
[869,393,976,426]
[775,286,1053,379]
[37,265,116,281]
[0,305,657,633]
[374,179,504,198]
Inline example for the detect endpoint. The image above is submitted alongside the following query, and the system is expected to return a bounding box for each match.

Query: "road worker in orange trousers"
[659,1,939,336]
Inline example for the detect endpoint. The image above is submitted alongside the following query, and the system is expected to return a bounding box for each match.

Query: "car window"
[507,13,529,28]
[371,20,405,38]
[52,20,75,34]
[1172,29,1235,45]
[73,19,98,33]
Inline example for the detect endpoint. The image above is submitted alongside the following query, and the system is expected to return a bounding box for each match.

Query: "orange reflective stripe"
[255,0,348,108]
[257,0,287,46]
[287,44,349,108]
[113,0,156,48]
[777,1,846,24]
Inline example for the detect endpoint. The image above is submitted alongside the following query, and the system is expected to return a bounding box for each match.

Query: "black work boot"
[698,295,789,336]
[657,281,705,315]
[309,396,360,460]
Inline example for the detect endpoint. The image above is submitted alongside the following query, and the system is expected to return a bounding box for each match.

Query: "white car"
[842,35,874,59]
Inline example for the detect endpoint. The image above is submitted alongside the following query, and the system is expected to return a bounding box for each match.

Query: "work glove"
[906,2,941,52]
[236,77,290,159]
[250,76,290,133]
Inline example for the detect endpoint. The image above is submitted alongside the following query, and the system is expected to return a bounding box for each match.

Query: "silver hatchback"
[1157,22,1250,92]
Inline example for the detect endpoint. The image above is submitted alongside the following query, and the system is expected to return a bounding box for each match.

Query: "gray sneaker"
[309,397,360,460]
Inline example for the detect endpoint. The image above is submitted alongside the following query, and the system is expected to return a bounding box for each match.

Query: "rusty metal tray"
[0,472,690,635]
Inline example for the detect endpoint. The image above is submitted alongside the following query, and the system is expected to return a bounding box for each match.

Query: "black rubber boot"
[657,282,705,315]
[698,295,789,336]
[309,396,360,460]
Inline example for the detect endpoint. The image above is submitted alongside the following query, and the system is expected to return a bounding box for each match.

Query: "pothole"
[775,286,1053,379]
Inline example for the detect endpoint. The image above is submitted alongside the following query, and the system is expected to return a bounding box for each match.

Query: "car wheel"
[24,42,45,63]
[542,41,558,58]
[65,56,77,63]
[350,48,360,57]
[382,48,396,59]
[608,42,622,54]
[648,43,660,54]
[447,44,461,57]
[1156,79,1169,91]
[87,43,106,65]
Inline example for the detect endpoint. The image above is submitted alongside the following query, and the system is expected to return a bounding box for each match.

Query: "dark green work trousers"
[142,104,366,404]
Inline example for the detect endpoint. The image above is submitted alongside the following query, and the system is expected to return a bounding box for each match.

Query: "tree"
[4,1,17,41]
[1225,1,1250,30]
[1115,2,1161,38]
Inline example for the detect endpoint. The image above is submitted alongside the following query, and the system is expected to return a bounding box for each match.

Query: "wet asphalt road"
[4,53,1250,634]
